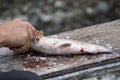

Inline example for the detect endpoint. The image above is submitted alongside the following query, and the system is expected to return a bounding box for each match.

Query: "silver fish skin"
[31,37,110,55]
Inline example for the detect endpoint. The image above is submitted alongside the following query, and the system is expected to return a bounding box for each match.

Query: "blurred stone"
[85,7,96,16]
[0,0,120,35]
[40,14,52,22]
[54,0,66,8]
[22,3,32,12]
[15,15,28,21]
[96,1,109,13]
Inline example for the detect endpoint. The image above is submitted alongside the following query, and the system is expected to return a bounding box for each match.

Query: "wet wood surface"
[0,19,120,79]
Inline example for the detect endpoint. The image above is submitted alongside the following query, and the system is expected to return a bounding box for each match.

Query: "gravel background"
[0,0,120,35]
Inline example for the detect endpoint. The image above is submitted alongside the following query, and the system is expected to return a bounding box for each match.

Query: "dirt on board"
[0,20,120,78]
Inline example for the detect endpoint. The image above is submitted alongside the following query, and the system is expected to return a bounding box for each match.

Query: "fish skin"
[31,37,110,55]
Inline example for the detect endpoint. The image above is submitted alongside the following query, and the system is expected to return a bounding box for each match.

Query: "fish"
[30,30,111,55]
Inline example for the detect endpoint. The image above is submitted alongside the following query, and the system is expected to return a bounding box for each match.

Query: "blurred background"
[0,0,120,80]
[0,0,120,35]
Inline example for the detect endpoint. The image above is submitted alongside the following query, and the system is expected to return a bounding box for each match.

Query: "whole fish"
[31,31,110,55]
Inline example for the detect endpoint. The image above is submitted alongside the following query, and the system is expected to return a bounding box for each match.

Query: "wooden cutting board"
[0,19,120,79]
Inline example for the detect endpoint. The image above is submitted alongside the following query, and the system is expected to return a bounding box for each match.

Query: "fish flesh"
[31,31,110,55]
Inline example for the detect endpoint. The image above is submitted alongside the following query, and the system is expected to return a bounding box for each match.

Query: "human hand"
[0,19,36,54]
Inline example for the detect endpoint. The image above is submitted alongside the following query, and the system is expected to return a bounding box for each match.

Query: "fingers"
[8,18,36,54]
[13,18,36,33]
[23,22,36,33]
[23,22,36,40]
[10,35,30,54]
[12,18,36,35]
[18,19,36,40]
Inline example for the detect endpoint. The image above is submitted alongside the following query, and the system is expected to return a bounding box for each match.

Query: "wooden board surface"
[0,20,120,79]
